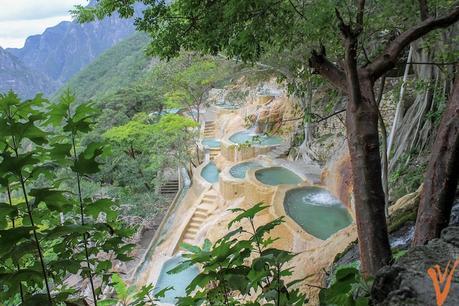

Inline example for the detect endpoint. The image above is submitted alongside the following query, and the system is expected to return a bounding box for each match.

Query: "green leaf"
[228,202,268,228]
[29,188,73,212]
[49,143,72,164]
[45,224,91,240]
[0,227,34,257]
[20,294,51,306]
[85,198,117,221]
[0,202,18,222]
[71,143,104,174]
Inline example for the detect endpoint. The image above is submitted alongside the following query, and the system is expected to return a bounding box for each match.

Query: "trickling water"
[255,167,303,186]
[154,256,199,304]
[284,187,352,240]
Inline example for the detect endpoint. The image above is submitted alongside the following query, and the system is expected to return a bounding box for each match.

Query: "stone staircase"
[159,180,179,200]
[203,121,216,138]
[180,190,218,246]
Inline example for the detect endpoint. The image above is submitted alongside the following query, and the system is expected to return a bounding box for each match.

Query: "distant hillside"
[0,47,58,98]
[53,33,155,101]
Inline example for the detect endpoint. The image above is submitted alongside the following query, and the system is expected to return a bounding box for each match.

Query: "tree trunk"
[413,75,459,245]
[346,79,393,277]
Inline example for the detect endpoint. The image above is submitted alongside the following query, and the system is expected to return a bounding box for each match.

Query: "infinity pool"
[255,167,302,185]
[230,161,263,179]
[284,187,352,240]
[201,162,220,183]
[154,256,199,304]
[202,138,221,149]
[229,131,282,146]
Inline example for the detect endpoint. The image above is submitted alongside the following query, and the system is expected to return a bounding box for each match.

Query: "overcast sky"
[0,0,88,48]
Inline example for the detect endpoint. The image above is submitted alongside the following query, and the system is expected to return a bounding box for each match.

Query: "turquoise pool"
[154,256,199,304]
[230,161,263,179]
[284,186,352,240]
[255,167,302,185]
[201,162,220,183]
[229,131,282,146]
[202,138,221,149]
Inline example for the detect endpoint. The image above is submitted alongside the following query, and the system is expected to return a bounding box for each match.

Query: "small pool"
[202,138,221,149]
[255,167,302,185]
[201,162,220,183]
[216,101,240,109]
[284,187,352,240]
[229,131,282,146]
[230,161,263,179]
[154,256,199,304]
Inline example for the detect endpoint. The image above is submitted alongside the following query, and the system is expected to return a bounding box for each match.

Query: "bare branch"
[365,5,459,81]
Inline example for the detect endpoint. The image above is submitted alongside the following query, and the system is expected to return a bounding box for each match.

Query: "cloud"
[0,16,73,48]
[0,0,88,21]
[0,1,88,48]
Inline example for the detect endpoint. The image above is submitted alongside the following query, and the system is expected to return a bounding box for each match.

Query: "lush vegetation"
[0,92,133,305]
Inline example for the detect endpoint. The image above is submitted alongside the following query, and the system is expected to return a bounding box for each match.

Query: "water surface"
[154,256,199,304]
[230,161,263,179]
[284,186,352,240]
[229,131,282,146]
[201,162,220,183]
[255,167,302,185]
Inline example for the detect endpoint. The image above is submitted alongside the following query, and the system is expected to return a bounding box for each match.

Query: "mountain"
[0,47,59,98]
[7,16,136,85]
[53,32,154,101]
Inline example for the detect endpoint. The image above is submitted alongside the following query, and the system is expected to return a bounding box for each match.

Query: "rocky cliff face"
[7,16,136,85]
[0,47,58,98]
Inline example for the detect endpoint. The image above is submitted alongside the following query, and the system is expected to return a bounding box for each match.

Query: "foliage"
[102,113,197,197]
[319,266,371,306]
[99,274,171,306]
[0,91,133,305]
[52,33,152,102]
[170,203,307,305]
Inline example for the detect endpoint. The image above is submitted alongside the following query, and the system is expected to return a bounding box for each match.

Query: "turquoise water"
[202,138,221,148]
[154,256,199,304]
[229,131,282,146]
[201,162,220,183]
[284,187,352,240]
[230,161,263,179]
[216,101,240,109]
[255,167,302,185]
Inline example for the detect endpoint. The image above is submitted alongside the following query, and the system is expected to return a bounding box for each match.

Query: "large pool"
[154,256,199,304]
[201,162,220,183]
[202,138,221,149]
[229,131,282,146]
[229,161,263,179]
[255,167,302,186]
[284,187,352,240]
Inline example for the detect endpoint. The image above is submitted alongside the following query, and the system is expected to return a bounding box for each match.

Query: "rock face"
[0,47,58,98]
[371,226,459,306]
[7,17,135,85]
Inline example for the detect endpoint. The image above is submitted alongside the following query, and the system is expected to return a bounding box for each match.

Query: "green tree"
[74,0,459,277]
[165,59,225,122]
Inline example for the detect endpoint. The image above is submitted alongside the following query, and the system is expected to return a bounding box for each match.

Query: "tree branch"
[308,47,347,93]
[365,5,459,81]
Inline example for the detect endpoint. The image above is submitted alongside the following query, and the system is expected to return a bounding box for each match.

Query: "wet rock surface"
[370,226,459,306]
